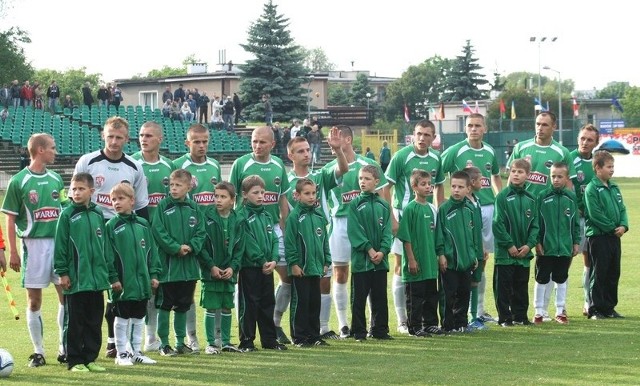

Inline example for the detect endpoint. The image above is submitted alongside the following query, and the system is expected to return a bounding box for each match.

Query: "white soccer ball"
[0,348,14,378]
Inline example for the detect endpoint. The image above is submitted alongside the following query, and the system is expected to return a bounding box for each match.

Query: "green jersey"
[1,168,66,238]
[132,152,176,218]
[396,200,438,282]
[569,149,595,215]
[325,155,387,218]
[507,138,576,195]
[173,154,221,207]
[441,140,500,204]
[385,145,444,208]
[584,178,628,237]
[346,192,392,273]
[229,154,289,223]
[286,167,340,221]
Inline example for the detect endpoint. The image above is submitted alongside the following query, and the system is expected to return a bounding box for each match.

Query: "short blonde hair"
[110,182,135,199]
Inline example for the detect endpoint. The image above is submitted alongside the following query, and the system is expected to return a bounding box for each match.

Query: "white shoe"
[542,312,552,322]
[115,353,134,366]
[396,322,409,334]
[144,340,161,352]
[187,339,200,353]
[204,345,221,355]
[133,352,157,364]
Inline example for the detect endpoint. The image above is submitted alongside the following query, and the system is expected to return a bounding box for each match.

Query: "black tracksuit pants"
[238,267,278,349]
[65,291,104,369]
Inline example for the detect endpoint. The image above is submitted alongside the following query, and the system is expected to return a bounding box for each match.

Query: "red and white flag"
[474,100,479,113]
[572,97,580,117]
[462,99,473,114]
[404,104,410,122]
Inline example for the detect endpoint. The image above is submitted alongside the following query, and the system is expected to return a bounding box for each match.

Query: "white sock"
[583,266,591,307]
[555,281,568,315]
[320,294,332,334]
[477,272,487,315]
[533,282,546,316]
[542,280,554,313]
[392,274,407,324]
[146,295,158,344]
[333,281,348,329]
[274,282,291,327]
[131,318,145,354]
[27,309,44,354]
[114,316,129,356]
[186,303,198,343]
[215,309,222,342]
[57,304,65,354]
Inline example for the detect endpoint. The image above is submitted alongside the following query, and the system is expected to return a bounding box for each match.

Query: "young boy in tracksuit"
[236,175,287,351]
[285,178,332,347]
[493,159,539,327]
[533,162,580,325]
[435,170,478,333]
[152,169,213,356]
[347,165,393,341]
[584,150,628,319]
[54,173,114,372]
[105,183,162,366]
[200,182,243,354]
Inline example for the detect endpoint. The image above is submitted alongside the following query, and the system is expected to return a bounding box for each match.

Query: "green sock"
[158,309,170,346]
[470,286,478,321]
[221,312,232,346]
[174,311,187,347]
[205,311,216,346]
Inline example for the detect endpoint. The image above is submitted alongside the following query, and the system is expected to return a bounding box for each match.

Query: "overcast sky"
[4,0,636,92]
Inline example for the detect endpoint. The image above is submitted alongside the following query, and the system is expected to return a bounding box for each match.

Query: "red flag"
[572,98,579,117]
[474,100,479,113]
[499,99,506,119]
[462,99,473,113]
[404,104,410,122]
[437,103,445,120]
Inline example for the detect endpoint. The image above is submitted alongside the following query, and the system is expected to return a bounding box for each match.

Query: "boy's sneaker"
[396,322,409,334]
[424,325,445,335]
[412,329,432,337]
[533,314,544,325]
[295,341,312,348]
[542,312,552,322]
[70,364,90,372]
[339,326,352,339]
[204,345,221,355]
[313,339,330,346]
[371,333,394,340]
[221,344,243,353]
[240,346,257,353]
[28,353,46,367]
[57,351,67,364]
[320,330,340,340]
[176,344,198,355]
[555,314,569,325]
[608,310,625,318]
[513,319,532,326]
[132,352,157,364]
[276,327,292,345]
[144,340,161,353]
[115,353,134,366]
[105,343,117,358]
[590,311,607,320]
[159,345,177,357]
[186,340,200,353]
[263,343,288,351]
[86,362,107,372]
[478,312,497,323]
[468,320,488,331]
[354,335,367,342]
[500,321,514,327]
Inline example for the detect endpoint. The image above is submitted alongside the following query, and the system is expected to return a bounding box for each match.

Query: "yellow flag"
[510,101,516,120]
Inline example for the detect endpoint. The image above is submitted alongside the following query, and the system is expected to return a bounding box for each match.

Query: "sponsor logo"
[527,172,547,185]
[446,211,457,220]
[149,168,160,173]
[577,170,585,182]
[274,176,281,186]
[481,177,491,188]
[37,181,49,186]
[188,216,197,227]
[96,194,112,206]
[263,192,278,204]
[316,227,323,236]
[140,238,146,248]
[525,209,532,218]
[430,169,437,177]
[95,175,105,188]
[51,190,60,200]
[193,192,215,205]
[29,190,39,204]
[33,207,59,221]
[298,214,307,223]
[148,193,165,206]
[96,227,102,238]
[341,190,359,204]
[162,177,170,187]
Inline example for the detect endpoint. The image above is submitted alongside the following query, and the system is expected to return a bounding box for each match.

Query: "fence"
[361,130,398,160]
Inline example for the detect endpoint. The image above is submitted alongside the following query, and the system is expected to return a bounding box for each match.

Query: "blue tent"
[598,140,630,154]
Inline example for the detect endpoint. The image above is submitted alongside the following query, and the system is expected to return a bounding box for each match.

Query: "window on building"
[140,91,158,109]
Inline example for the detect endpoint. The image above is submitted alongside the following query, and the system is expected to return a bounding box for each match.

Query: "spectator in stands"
[0,84,9,109]
[307,124,323,164]
[170,101,182,121]
[111,85,123,109]
[107,83,114,105]
[34,83,44,110]
[192,88,201,116]
[162,86,172,103]
[187,95,197,121]
[271,122,283,158]
[1,107,8,123]
[97,85,110,107]
[211,95,223,119]
[46,80,61,113]
[20,80,34,107]
[222,95,235,131]
[162,99,172,118]
[63,95,75,110]
[365,147,375,160]
[262,93,272,125]
[310,115,322,130]
[181,101,193,122]
[300,119,312,138]
[233,92,243,125]
[290,119,301,138]
[19,147,29,169]
[10,80,21,108]
[82,82,94,108]
[198,92,210,124]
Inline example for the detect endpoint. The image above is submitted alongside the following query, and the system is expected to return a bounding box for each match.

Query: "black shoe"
[105,343,117,358]
[28,353,46,367]
[276,326,292,345]
[500,321,514,327]
[411,329,432,338]
[263,343,288,351]
[239,346,257,353]
[590,311,608,320]
[339,326,351,339]
[514,319,532,326]
[294,341,312,348]
[57,352,67,364]
[609,310,625,319]
[313,339,330,346]
[320,330,340,340]
[372,333,394,340]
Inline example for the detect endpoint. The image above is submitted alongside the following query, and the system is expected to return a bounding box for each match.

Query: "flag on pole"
[545,101,550,112]
[572,97,579,117]
[612,97,624,113]
[511,101,516,120]
[404,104,410,122]
[462,99,473,113]
[474,100,479,113]
[437,103,445,121]
[534,97,547,112]
[499,99,506,119]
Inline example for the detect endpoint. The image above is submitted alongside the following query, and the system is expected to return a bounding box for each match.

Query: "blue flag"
[612,97,624,113]
[534,97,547,112]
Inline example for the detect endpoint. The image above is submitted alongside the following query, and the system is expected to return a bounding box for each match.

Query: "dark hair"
[295,177,316,193]
[462,166,481,181]
[241,175,265,193]
[537,111,557,124]
[415,119,436,135]
[215,181,236,198]
[551,161,569,174]
[410,169,431,187]
[593,150,614,170]
[360,164,380,180]
[336,125,353,139]
[451,170,470,186]
[510,158,531,174]
[71,172,94,188]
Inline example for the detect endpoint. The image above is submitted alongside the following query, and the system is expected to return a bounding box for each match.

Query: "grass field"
[1,179,639,385]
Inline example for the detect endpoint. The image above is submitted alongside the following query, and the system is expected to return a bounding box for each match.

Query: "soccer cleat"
[424,325,445,335]
[500,321,514,327]
[295,341,312,348]
[396,322,409,334]
[144,340,161,353]
[204,345,221,355]
[86,362,106,372]
[159,345,177,357]
[478,312,498,323]
[57,351,67,364]
[609,310,625,319]
[339,326,352,339]
[132,352,157,364]
[320,330,340,340]
[115,353,134,366]
[468,320,488,331]
[555,314,569,325]
[313,339,330,346]
[276,326,292,345]
[240,346,257,353]
[514,319,532,326]
[542,312,552,322]
[105,344,117,359]
[263,343,288,351]
[186,340,200,353]
[533,315,544,325]
[70,364,90,372]
[176,344,198,355]
[354,335,367,342]
[28,353,46,367]
[221,344,243,353]
[412,329,432,337]
[446,327,465,334]
[590,312,607,320]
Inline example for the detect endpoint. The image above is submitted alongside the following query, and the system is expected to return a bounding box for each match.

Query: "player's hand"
[327,126,342,150]
[408,258,419,275]
[59,275,71,290]
[438,255,447,272]
[507,246,518,257]
[292,265,304,277]
[0,251,6,272]
[179,245,191,256]
[572,244,580,257]
[371,252,384,265]
[211,266,222,279]
[614,226,626,237]
[9,251,20,272]
[516,245,531,258]
[150,279,159,289]
[483,252,489,261]
[535,243,544,256]
[222,268,234,280]
[262,261,276,274]
[111,281,123,292]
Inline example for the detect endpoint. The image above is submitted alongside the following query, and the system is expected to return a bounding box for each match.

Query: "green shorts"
[200,280,235,310]
[471,259,486,283]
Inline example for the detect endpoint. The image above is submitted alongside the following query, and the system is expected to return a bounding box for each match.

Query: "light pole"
[307,75,314,120]
[543,66,563,144]
[366,92,371,124]
[530,36,557,111]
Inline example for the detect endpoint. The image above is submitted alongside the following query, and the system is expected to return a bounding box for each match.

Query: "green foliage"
[443,40,489,101]
[145,65,187,79]
[238,0,308,123]
[596,81,630,99]
[0,27,34,85]
[349,73,375,107]
[620,87,640,126]
[33,67,102,106]
[299,47,336,72]
[490,72,506,91]
[328,83,349,106]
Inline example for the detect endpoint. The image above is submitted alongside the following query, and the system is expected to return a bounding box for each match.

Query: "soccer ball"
[0,348,14,378]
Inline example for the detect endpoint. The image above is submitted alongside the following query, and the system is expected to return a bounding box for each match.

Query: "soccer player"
[569,124,599,316]
[173,123,222,352]
[383,119,444,333]
[1,133,67,367]
[132,121,175,352]
[229,126,291,344]
[74,116,149,358]
[325,126,387,338]
[286,128,348,339]
[441,113,502,323]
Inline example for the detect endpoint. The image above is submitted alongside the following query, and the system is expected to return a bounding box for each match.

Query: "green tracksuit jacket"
[347,192,392,273]
[236,202,279,268]
[435,196,478,271]
[285,202,331,277]
[105,213,162,302]
[537,187,580,256]
[152,196,210,283]
[201,208,243,285]
[493,184,539,267]
[466,193,484,261]
[584,178,629,236]
[54,202,115,294]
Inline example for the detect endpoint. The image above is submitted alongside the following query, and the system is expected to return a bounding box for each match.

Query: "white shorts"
[481,204,495,253]
[22,238,59,289]
[579,218,587,252]
[329,217,351,265]
[390,208,404,255]
[274,223,286,267]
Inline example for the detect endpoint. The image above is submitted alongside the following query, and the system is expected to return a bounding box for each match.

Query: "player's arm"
[491,174,503,194]
[434,183,445,207]
[278,195,289,231]
[327,127,349,178]
[383,182,399,235]
[5,214,20,272]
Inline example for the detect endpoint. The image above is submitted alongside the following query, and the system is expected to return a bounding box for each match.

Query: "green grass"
[1,179,640,385]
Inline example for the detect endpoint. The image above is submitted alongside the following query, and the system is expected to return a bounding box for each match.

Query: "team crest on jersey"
[485,162,492,171]
[211,176,218,185]
[565,208,571,216]
[188,216,197,227]
[544,160,553,169]
[316,227,323,237]
[378,217,384,226]
[140,238,146,248]
[274,176,281,186]
[430,169,437,177]
[577,170,585,182]
[51,190,60,200]
[524,155,532,164]
[191,176,198,189]
[28,190,39,204]
[525,209,532,218]
[162,177,170,187]
[95,175,105,188]
[266,224,273,233]
[96,228,102,238]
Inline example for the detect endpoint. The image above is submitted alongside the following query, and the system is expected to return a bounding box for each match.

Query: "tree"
[144,65,186,79]
[328,83,349,106]
[620,87,640,127]
[442,40,489,101]
[596,81,630,100]
[238,0,308,123]
[349,73,375,107]
[0,27,34,85]
[299,47,336,72]
[33,67,102,106]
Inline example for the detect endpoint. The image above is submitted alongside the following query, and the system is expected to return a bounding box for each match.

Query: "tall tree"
[328,83,349,106]
[33,67,102,107]
[239,0,308,123]
[443,40,489,101]
[299,47,336,72]
[596,81,629,100]
[0,27,34,85]
[349,73,375,107]
[619,87,640,127]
